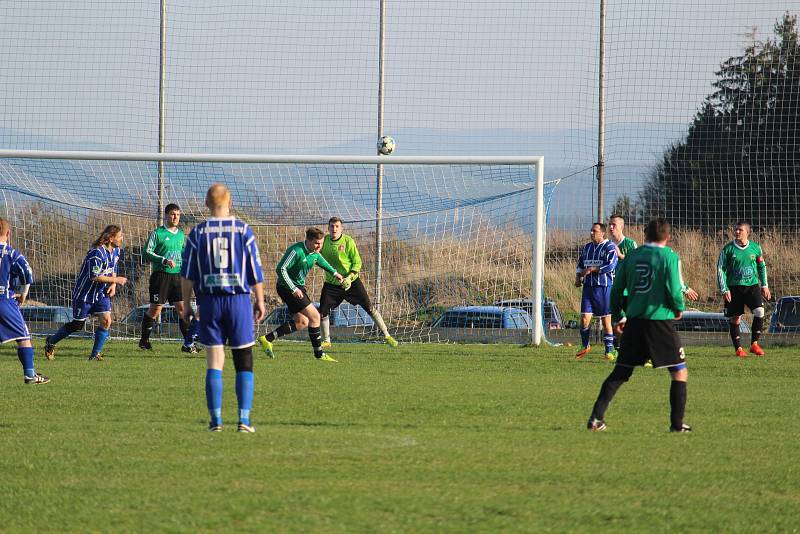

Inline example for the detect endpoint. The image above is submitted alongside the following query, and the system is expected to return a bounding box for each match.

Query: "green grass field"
[2,339,799,532]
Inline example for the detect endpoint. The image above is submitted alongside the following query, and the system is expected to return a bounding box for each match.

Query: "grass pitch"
[2,339,798,532]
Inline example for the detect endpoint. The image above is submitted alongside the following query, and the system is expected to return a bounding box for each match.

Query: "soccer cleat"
[181,343,199,354]
[575,345,591,360]
[24,373,50,385]
[385,335,399,348]
[317,353,338,362]
[138,339,153,351]
[749,342,765,356]
[321,341,332,348]
[88,353,104,361]
[670,423,692,433]
[603,350,617,362]
[587,417,607,431]
[208,423,223,432]
[257,336,275,359]
[644,359,654,369]
[237,423,256,433]
[735,347,747,358]
[44,336,55,360]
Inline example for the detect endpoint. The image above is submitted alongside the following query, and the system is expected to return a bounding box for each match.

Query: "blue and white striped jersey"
[181,217,264,295]
[0,243,33,300]
[577,239,618,287]
[72,246,121,304]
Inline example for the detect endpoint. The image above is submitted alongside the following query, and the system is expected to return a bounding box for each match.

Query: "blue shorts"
[581,285,611,317]
[196,293,255,348]
[73,297,112,321]
[0,299,30,343]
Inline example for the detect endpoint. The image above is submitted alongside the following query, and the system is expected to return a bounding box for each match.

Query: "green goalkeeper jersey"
[716,240,768,293]
[321,233,362,286]
[610,243,685,323]
[144,226,185,274]
[276,241,337,292]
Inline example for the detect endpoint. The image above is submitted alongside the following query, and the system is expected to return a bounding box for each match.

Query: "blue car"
[769,296,800,333]
[432,305,532,329]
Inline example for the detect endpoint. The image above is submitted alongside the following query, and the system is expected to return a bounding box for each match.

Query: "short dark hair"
[645,218,671,242]
[609,214,624,222]
[306,227,325,241]
[592,222,606,232]
[328,216,343,225]
[164,203,181,215]
[734,221,751,230]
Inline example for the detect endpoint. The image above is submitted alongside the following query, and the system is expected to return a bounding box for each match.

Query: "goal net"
[0,152,551,344]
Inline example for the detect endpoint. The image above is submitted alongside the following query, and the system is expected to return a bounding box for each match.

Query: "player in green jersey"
[608,214,638,264]
[319,217,397,349]
[258,227,344,361]
[139,204,198,353]
[587,219,692,433]
[717,221,770,357]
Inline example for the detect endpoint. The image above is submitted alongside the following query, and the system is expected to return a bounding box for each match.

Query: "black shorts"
[149,271,183,305]
[319,278,372,317]
[276,284,313,315]
[617,318,686,369]
[724,285,763,317]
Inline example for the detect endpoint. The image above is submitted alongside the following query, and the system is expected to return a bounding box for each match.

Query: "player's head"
[93,224,123,248]
[590,222,606,243]
[305,227,325,252]
[328,216,344,240]
[0,217,11,242]
[644,218,671,244]
[205,183,232,214]
[734,221,751,242]
[608,214,625,238]
[164,203,181,228]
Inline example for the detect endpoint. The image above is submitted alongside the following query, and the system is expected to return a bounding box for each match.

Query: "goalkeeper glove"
[341,277,352,291]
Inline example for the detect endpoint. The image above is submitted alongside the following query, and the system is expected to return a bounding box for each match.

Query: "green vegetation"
[2,340,798,532]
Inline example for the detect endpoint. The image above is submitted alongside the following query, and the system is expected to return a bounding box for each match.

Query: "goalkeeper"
[318,217,397,348]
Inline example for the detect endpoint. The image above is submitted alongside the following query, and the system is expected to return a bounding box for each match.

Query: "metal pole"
[375,0,387,308]
[531,159,545,345]
[597,0,606,222]
[157,0,167,226]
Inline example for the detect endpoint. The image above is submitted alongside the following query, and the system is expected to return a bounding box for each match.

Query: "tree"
[643,13,800,230]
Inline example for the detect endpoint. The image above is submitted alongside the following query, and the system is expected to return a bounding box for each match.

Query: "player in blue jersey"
[45,225,127,361]
[181,183,266,433]
[0,218,49,384]
[574,222,618,361]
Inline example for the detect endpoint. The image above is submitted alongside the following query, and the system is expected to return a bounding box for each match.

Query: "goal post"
[0,150,547,345]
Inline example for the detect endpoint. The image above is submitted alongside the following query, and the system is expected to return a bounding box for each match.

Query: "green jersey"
[614,236,638,264]
[320,233,362,286]
[276,241,337,291]
[144,226,185,274]
[716,240,767,293]
[610,243,685,323]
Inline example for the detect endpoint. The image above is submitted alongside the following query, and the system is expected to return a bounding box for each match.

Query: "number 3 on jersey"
[634,262,653,292]
[212,237,229,269]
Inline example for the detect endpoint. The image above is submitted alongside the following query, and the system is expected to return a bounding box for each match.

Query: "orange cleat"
[575,345,591,360]
[735,347,747,358]
[749,342,765,356]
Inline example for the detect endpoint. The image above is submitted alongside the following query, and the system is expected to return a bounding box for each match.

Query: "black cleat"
[670,423,692,433]
[587,417,607,431]
[138,339,153,350]
[88,353,104,361]
[44,336,55,360]
[208,422,223,432]
[24,373,50,385]
[181,343,199,354]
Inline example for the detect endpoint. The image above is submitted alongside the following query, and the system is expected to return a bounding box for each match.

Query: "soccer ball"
[377,136,395,155]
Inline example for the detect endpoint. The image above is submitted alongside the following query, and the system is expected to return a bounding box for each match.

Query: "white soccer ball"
[377,136,396,155]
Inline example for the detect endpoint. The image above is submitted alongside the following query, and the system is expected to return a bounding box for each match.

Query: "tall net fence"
[2,0,800,344]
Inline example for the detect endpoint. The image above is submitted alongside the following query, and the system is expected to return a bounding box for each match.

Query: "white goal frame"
[0,149,546,345]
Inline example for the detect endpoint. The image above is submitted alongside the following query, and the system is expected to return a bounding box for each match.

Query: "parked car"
[769,296,800,333]
[120,304,182,336]
[264,302,374,327]
[493,298,566,329]
[19,305,73,334]
[674,311,750,333]
[432,305,532,329]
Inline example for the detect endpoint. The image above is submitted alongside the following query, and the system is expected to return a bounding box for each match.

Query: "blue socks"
[91,328,109,358]
[18,346,34,377]
[603,333,615,353]
[188,318,200,343]
[236,371,254,426]
[580,326,591,348]
[206,369,223,426]
[50,325,71,345]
